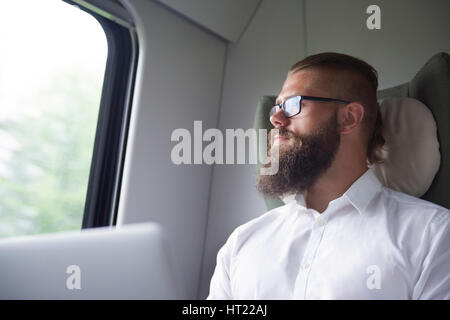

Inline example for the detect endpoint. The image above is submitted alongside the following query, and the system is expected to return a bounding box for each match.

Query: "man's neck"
[304,162,368,213]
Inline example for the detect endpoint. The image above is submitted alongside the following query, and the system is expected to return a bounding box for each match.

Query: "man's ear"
[338,102,364,135]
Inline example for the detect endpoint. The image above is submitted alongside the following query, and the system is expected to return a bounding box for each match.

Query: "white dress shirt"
[207,169,449,299]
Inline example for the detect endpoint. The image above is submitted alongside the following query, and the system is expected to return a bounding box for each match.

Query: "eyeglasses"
[269,95,350,118]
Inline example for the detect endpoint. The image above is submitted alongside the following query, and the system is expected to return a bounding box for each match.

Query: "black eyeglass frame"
[270,95,350,118]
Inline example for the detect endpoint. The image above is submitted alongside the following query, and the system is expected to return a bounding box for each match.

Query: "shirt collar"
[343,168,382,214]
[294,168,382,215]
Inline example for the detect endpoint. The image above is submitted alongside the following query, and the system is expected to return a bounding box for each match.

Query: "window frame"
[63,0,138,229]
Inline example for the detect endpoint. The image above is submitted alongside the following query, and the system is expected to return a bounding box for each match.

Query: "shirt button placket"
[293,213,327,299]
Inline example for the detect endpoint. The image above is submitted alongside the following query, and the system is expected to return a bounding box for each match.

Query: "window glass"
[0,0,107,238]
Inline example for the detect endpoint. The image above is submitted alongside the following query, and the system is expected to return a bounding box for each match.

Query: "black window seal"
[62,0,138,229]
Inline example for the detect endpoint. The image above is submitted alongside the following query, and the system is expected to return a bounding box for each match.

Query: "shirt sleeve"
[413,209,450,300]
[206,229,239,300]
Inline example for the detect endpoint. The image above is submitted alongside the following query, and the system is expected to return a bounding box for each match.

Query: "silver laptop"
[0,222,185,299]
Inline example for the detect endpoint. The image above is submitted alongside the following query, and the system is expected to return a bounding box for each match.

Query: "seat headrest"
[378,52,449,208]
[370,97,440,197]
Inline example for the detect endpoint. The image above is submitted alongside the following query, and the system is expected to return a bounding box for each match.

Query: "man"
[207,52,449,299]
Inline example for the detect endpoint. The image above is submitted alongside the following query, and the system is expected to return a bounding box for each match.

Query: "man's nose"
[270,108,289,127]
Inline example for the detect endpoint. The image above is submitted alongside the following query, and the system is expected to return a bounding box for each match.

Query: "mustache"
[267,127,301,155]
[269,127,298,141]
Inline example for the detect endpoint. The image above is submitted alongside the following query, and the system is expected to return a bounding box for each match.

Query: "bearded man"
[207,52,449,300]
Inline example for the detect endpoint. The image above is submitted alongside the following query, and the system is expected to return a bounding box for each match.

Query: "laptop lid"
[0,222,184,299]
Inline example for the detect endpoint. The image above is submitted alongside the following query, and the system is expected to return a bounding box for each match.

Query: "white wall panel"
[118,0,226,298]
[156,0,261,42]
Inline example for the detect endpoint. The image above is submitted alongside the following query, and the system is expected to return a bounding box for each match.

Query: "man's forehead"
[276,68,345,104]
[276,69,331,103]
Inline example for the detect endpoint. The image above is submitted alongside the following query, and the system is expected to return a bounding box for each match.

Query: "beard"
[256,112,340,198]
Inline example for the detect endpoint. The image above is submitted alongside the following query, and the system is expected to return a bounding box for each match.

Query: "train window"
[0,0,137,238]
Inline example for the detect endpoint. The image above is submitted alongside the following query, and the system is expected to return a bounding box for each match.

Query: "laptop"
[0,222,185,299]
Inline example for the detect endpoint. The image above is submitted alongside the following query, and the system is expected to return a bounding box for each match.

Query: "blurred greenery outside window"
[0,0,107,238]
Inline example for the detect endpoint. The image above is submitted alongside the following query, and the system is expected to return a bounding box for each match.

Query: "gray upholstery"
[254,52,449,210]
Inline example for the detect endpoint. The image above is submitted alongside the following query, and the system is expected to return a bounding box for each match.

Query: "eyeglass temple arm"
[302,96,350,104]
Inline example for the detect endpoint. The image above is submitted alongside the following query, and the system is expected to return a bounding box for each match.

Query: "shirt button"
[302,263,310,270]
[315,218,325,227]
